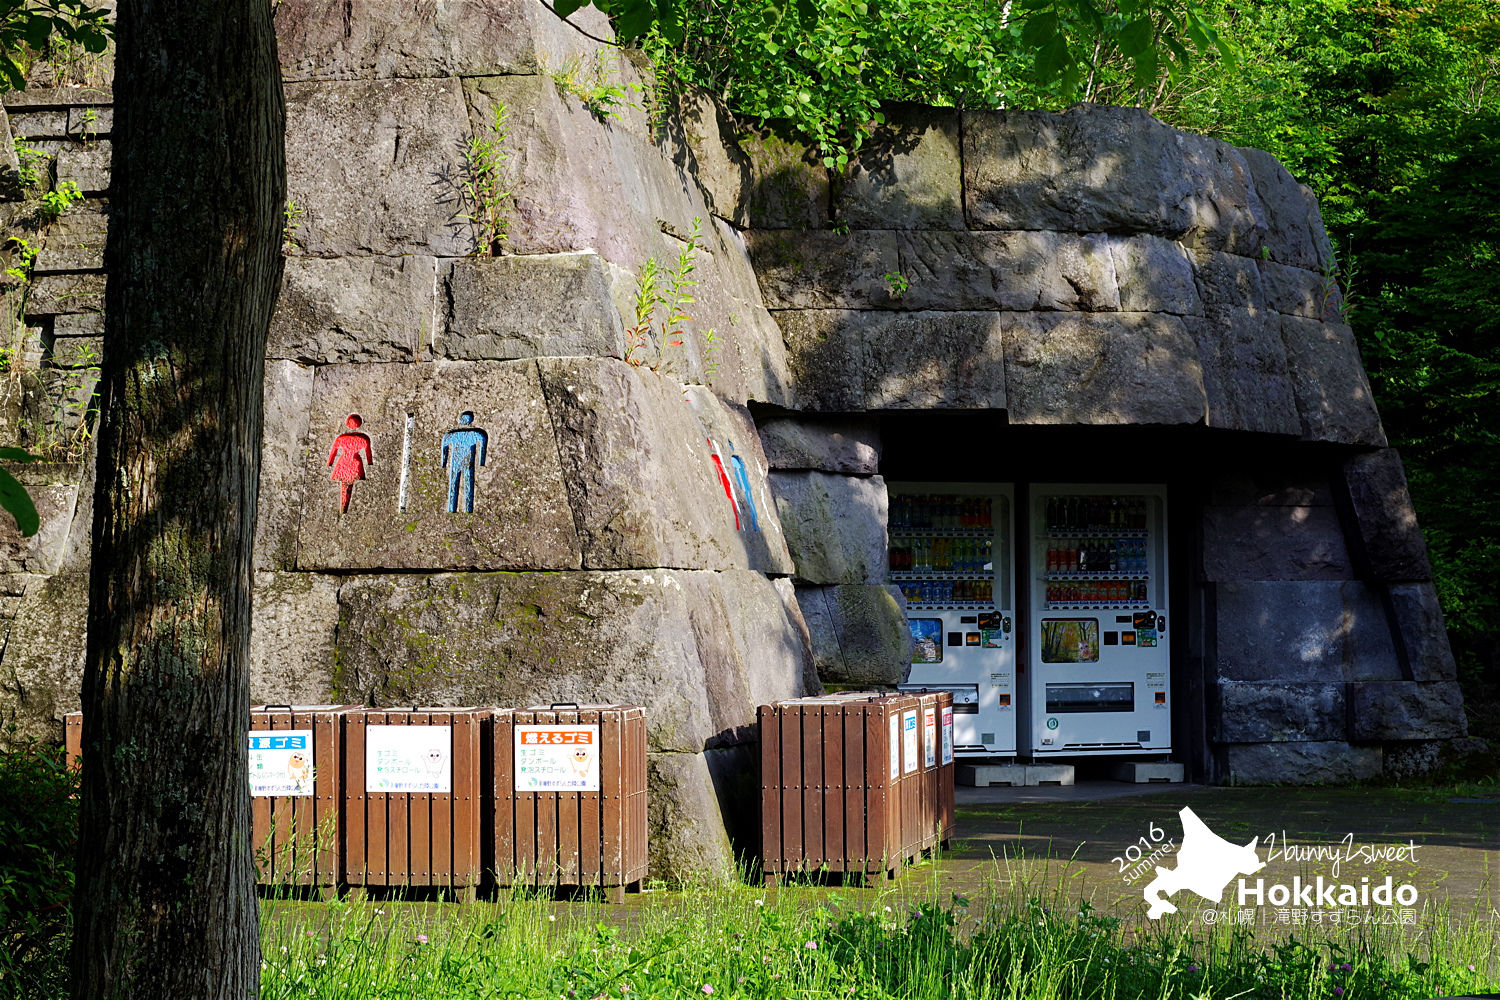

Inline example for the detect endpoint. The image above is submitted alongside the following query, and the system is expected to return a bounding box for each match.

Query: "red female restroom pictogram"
[327,414,373,514]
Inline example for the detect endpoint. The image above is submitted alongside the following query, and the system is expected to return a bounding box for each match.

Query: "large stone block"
[683,387,797,576]
[276,0,614,81]
[774,308,888,410]
[34,197,107,273]
[25,273,105,315]
[715,572,819,709]
[441,252,624,361]
[1005,311,1205,426]
[1388,583,1457,682]
[768,472,888,585]
[55,143,109,195]
[269,255,438,364]
[796,584,909,686]
[1261,260,1338,320]
[647,751,736,882]
[866,312,1008,409]
[0,573,86,743]
[1238,146,1332,271]
[1108,236,1201,315]
[1349,681,1467,741]
[1280,316,1386,446]
[739,129,829,229]
[461,75,706,273]
[0,464,80,574]
[836,105,963,230]
[1201,505,1350,581]
[1185,311,1301,436]
[249,572,341,706]
[1208,468,1334,508]
[296,360,582,572]
[665,89,754,228]
[896,231,1120,313]
[1341,449,1432,581]
[1174,133,1267,256]
[335,568,808,755]
[710,219,798,410]
[1193,250,1267,317]
[757,417,880,474]
[254,361,315,571]
[1216,681,1345,742]
[1221,741,1383,785]
[963,105,1200,237]
[537,358,783,572]
[1214,581,1401,683]
[285,79,472,257]
[747,230,900,310]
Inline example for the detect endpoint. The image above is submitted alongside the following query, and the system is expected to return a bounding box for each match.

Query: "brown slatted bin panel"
[342,708,483,893]
[64,712,82,771]
[935,692,956,846]
[915,693,940,853]
[762,693,914,882]
[249,705,356,888]
[490,704,647,899]
[887,693,922,864]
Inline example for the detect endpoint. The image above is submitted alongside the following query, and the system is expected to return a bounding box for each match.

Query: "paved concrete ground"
[925,781,1499,931]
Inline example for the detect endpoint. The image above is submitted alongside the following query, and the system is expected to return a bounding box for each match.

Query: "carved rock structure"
[0,1,1468,876]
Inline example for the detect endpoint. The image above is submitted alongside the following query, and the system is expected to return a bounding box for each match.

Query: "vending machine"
[888,484,1016,756]
[1026,485,1170,756]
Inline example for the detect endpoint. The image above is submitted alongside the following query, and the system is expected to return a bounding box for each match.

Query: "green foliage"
[251,884,1496,1000]
[38,178,80,219]
[638,0,1226,166]
[0,448,40,536]
[0,731,78,997]
[459,101,512,256]
[11,139,46,188]
[883,271,909,299]
[0,0,111,92]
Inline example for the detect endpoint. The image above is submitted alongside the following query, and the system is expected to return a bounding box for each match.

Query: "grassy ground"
[258,783,1500,1000]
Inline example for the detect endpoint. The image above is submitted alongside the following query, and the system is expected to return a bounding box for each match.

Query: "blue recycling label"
[249,733,309,751]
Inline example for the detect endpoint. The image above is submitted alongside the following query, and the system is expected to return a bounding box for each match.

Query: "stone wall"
[0,0,820,880]
[0,0,1472,858]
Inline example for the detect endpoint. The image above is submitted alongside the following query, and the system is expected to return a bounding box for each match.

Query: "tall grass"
[260,858,1498,1000]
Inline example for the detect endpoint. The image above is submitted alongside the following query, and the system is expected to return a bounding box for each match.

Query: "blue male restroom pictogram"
[440,411,488,513]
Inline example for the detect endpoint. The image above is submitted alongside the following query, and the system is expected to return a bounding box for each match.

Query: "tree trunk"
[69,0,284,997]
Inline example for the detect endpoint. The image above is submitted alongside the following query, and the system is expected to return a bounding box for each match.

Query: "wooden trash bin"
[63,712,81,769]
[760,691,938,885]
[342,707,484,899]
[910,691,956,853]
[488,704,648,902]
[249,704,357,891]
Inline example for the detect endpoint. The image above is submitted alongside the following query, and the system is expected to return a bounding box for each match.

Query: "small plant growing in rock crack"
[282,199,303,253]
[3,237,37,283]
[1320,241,1358,325]
[40,180,82,220]
[77,107,99,144]
[459,101,511,255]
[548,53,633,123]
[701,326,721,382]
[623,219,708,374]
[884,271,910,299]
[12,139,48,187]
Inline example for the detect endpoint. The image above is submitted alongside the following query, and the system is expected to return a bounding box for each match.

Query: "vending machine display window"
[910,619,943,663]
[1040,619,1100,663]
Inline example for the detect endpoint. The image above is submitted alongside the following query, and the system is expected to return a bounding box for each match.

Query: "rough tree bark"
[69,0,284,997]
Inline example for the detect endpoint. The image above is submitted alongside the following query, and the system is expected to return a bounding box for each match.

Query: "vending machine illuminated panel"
[1027,486,1170,756]
[889,484,1016,756]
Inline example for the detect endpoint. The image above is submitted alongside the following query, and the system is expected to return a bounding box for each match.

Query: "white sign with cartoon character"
[249,729,315,797]
[365,724,452,794]
[515,725,600,792]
